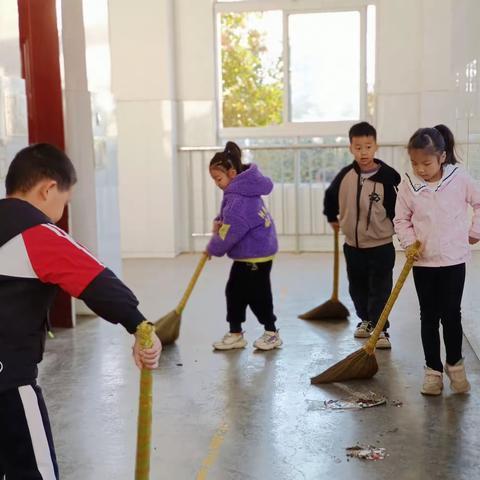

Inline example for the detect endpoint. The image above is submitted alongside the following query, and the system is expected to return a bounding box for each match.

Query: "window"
[289,11,360,122]
[220,11,283,128]
[216,2,376,135]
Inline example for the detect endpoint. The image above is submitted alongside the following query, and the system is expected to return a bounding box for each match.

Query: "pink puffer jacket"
[394,165,480,267]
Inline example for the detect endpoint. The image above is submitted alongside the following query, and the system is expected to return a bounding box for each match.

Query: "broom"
[311,242,420,384]
[135,321,154,480]
[154,253,208,345]
[298,228,350,320]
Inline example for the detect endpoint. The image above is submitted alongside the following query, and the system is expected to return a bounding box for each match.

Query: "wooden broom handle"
[364,241,421,354]
[331,228,340,301]
[175,253,209,315]
[135,321,154,480]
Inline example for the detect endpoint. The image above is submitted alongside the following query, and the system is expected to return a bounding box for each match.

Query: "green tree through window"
[221,12,283,127]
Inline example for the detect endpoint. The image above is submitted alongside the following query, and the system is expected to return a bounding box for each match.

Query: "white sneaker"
[445,359,471,394]
[213,332,247,351]
[253,331,283,351]
[354,321,373,338]
[376,332,391,349]
[421,367,443,396]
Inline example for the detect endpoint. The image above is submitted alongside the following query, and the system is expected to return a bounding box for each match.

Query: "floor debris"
[321,392,387,410]
[346,445,386,461]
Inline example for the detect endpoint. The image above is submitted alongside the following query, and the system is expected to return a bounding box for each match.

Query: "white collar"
[405,164,459,195]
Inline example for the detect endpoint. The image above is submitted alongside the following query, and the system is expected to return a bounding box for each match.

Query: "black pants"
[226,261,277,333]
[0,384,58,480]
[413,264,465,372]
[343,242,395,330]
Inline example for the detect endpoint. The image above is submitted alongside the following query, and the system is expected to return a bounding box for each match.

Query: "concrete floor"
[39,253,480,480]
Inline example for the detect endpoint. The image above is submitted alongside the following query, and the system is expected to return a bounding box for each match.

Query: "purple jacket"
[207,164,278,260]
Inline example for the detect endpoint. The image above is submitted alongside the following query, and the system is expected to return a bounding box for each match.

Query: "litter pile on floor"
[346,445,386,461]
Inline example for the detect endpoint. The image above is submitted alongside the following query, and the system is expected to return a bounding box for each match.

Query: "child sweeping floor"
[206,142,282,351]
[395,124,480,395]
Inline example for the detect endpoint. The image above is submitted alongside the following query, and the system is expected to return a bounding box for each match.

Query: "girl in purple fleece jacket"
[206,142,282,351]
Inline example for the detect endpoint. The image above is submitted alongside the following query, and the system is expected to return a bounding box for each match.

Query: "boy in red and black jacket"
[0,144,161,479]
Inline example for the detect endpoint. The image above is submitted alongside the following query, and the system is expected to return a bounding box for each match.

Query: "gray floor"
[39,253,480,480]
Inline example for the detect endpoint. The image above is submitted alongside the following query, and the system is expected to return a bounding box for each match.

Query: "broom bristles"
[298,299,350,320]
[310,347,378,384]
[154,310,181,345]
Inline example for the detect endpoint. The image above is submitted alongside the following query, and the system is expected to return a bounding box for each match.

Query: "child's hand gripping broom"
[311,242,420,384]
[154,254,208,345]
[299,229,350,320]
[135,321,155,480]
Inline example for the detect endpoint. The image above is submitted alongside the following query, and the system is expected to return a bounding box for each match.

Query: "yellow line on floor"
[196,421,229,480]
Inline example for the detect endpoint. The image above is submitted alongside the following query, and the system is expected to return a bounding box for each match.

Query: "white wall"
[0,0,28,197]
[60,0,122,278]
[107,0,479,257]
[109,0,181,257]
[376,0,479,143]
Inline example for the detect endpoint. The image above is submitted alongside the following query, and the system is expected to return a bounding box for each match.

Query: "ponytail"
[209,141,245,174]
[434,124,458,165]
[408,124,458,165]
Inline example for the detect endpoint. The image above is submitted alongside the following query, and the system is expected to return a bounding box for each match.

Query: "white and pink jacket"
[394,164,480,267]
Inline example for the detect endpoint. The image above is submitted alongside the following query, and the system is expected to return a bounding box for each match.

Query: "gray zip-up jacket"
[324,159,401,249]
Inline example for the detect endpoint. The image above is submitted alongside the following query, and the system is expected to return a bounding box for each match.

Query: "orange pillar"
[18,0,73,328]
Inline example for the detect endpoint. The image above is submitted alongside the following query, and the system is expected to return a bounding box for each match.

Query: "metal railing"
[179,142,480,252]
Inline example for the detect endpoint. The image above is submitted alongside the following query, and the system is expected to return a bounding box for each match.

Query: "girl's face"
[210,167,237,190]
[409,149,446,183]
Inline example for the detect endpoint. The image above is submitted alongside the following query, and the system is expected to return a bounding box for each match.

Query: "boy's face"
[8,178,73,223]
[349,135,378,171]
[32,180,72,223]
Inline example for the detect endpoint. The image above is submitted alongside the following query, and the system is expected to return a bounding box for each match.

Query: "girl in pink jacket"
[394,124,480,396]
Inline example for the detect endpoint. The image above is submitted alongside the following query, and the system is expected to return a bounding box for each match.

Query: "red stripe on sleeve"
[22,224,105,297]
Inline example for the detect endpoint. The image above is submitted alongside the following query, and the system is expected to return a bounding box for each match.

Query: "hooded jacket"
[324,159,401,248]
[394,164,480,267]
[207,164,278,261]
[0,198,145,392]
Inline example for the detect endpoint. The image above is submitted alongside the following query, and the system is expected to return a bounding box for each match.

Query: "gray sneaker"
[213,332,247,351]
[354,321,373,338]
[254,331,283,351]
[376,332,391,349]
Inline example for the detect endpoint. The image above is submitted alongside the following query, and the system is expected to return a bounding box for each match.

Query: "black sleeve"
[323,166,351,222]
[79,268,146,334]
[383,183,398,221]
[383,167,401,222]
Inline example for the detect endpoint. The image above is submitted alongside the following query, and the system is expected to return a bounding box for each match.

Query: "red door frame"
[18,0,73,328]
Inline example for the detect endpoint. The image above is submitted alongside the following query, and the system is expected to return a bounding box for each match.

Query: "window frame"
[214,0,376,138]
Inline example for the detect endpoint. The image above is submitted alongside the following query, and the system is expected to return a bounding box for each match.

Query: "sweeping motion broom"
[311,242,420,384]
[298,228,350,320]
[135,321,154,480]
[154,253,208,345]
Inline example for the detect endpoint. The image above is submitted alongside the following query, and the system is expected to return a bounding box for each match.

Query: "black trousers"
[412,264,466,372]
[343,242,395,330]
[226,261,277,333]
[0,384,58,480]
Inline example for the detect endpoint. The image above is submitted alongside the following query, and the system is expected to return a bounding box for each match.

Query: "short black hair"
[349,122,377,143]
[6,143,77,195]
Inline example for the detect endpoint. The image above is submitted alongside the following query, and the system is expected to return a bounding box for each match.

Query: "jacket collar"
[352,159,399,184]
[0,198,50,247]
[405,164,459,195]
